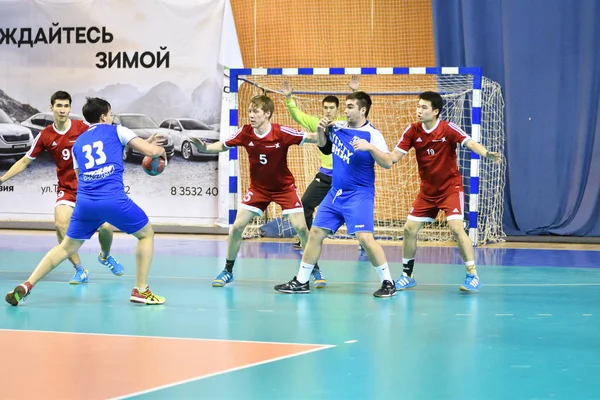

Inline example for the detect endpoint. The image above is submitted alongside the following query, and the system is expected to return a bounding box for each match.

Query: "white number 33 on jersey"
[82,141,107,168]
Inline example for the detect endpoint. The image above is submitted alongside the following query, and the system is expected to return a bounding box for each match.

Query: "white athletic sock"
[375,262,392,283]
[296,261,314,284]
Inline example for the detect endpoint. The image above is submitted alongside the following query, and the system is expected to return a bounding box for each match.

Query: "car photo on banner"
[0,108,34,160]
[159,118,219,161]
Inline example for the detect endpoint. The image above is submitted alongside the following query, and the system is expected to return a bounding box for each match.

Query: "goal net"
[226,67,506,245]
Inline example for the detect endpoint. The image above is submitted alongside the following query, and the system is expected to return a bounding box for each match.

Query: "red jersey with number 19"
[396,119,471,198]
[26,119,89,193]
[225,123,305,192]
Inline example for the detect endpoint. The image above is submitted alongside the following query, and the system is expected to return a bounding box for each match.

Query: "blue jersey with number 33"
[72,124,133,199]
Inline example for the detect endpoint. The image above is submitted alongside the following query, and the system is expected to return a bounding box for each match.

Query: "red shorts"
[241,186,303,216]
[55,187,76,208]
[408,191,464,222]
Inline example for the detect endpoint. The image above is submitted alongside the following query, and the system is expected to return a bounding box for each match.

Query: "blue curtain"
[432,0,600,236]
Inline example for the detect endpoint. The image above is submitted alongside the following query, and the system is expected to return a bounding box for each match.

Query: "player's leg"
[54,194,88,283]
[343,190,395,297]
[6,203,99,305]
[441,191,480,291]
[212,207,258,287]
[274,226,330,294]
[5,238,86,306]
[396,193,435,290]
[294,172,331,250]
[96,223,125,276]
[128,223,165,304]
[104,197,164,304]
[275,189,343,294]
[285,194,327,288]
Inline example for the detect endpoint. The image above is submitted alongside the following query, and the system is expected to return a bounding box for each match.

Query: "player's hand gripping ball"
[142,156,167,176]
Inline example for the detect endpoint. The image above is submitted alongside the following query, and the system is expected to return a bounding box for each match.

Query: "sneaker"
[98,252,125,276]
[311,268,327,288]
[373,280,397,298]
[5,284,30,306]
[69,268,89,284]
[395,274,417,290]
[292,239,302,250]
[274,277,310,294]
[130,286,166,304]
[460,273,481,292]
[212,269,234,287]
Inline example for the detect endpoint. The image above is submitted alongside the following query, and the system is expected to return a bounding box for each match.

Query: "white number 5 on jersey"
[82,141,107,168]
[259,154,267,164]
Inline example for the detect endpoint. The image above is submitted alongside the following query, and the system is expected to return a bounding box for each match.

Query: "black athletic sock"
[402,259,414,277]
[313,262,320,271]
[225,259,235,273]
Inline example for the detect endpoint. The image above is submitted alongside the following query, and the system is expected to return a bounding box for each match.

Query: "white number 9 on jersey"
[62,148,71,161]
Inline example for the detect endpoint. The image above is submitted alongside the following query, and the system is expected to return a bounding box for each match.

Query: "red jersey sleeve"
[26,130,49,159]
[224,126,247,148]
[72,120,90,134]
[279,125,306,147]
[446,122,471,147]
[395,124,414,153]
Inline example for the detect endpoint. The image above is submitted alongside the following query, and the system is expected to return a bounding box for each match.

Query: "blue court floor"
[1,231,600,399]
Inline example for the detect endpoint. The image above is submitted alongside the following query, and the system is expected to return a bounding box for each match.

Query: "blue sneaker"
[460,273,481,291]
[98,252,125,276]
[69,267,89,284]
[212,269,234,287]
[395,275,417,290]
[312,268,327,288]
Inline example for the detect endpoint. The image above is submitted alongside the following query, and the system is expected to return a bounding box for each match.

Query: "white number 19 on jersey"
[82,141,107,168]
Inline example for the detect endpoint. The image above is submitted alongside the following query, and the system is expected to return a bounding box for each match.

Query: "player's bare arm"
[465,139,502,163]
[352,139,393,169]
[190,138,227,153]
[281,80,293,99]
[390,148,406,164]
[315,117,333,147]
[348,75,360,92]
[147,133,166,146]
[128,137,167,161]
[0,155,34,184]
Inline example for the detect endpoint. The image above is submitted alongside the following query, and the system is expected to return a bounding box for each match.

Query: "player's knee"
[356,233,375,249]
[403,223,419,238]
[230,222,246,237]
[99,223,113,233]
[54,220,69,236]
[308,226,328,242]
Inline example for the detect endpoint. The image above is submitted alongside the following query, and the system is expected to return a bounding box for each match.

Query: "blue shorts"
[66,196,149,240]
[312,188,374,235]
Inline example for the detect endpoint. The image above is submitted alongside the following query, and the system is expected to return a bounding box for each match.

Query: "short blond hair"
[249,95,275,119]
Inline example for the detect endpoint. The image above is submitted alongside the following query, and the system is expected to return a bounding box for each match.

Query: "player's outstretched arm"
[465,140,502,163]
[282,81,320,132]
[390,149,406,164]
[348,75,360,92]
[190,138,227,153]
[128,137,167,161]
[0,155,33,184]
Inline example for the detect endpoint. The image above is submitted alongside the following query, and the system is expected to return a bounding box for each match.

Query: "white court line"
[109,344,333,400]
[0,328,334,348]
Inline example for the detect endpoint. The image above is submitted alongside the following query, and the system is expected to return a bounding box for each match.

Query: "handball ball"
[142,156,166,176]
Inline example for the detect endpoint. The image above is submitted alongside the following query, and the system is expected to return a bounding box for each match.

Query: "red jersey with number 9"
[225,123,306,192]
[26,119,89,193]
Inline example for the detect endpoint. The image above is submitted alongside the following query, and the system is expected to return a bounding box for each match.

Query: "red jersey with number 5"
[26,119,89,192]
[396,119,471,198]
[225,123,305,192]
